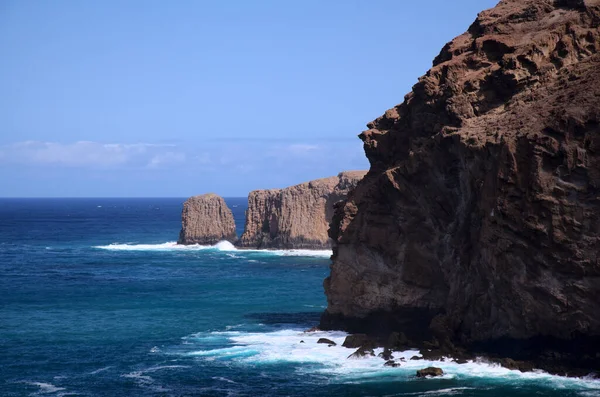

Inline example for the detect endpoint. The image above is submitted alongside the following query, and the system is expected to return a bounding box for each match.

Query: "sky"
[0,0,498,197]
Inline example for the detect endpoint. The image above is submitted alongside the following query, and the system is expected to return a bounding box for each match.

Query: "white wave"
[94,241,209,251]
[93,240,332,257]
[121,371,153,384]
[89,366,112,375]
[215,241,236,251]
[175,329,600,391]
[144,365,190,372]
[212,376,238,384]
[27,382,66,394]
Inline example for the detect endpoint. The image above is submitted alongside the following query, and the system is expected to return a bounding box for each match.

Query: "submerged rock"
[321,0,600,373]
[177,194,236,245]
[347,346,376,359]
[378,348,394,361]
[384,360,401,367]
[317,338,337,346]
[238,171,366,249]
[416,367,444,378]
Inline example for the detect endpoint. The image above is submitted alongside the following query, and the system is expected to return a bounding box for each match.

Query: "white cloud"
[147,151,186,168]
[0,141,183,168]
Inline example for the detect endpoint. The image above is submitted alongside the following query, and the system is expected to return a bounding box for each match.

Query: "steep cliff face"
[322,0,600,363]
[238,171,366,249]
[178,194,237,245]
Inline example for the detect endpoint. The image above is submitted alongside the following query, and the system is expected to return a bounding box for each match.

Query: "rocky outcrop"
[177,194,237,245]
[416,367,444,378]
[238,171,366,249]
[322,0,600,372]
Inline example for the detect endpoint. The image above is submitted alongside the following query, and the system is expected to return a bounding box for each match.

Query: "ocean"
[1,198,599,396]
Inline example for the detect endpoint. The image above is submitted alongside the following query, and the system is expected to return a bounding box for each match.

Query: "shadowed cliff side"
[238,171,366,249]
[321,0,600,372]
[177,194,237,245]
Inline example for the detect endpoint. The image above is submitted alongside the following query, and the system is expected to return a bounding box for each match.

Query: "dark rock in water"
[387,332,409,350]
[238,171,366,249]
[342,334,373,349]
[384,360,401,367]
[378,348,394,361]
[300,340,305,343]
[410,356,422,361]
[347,346,376,359]
[498,358,534,372]
[416,367,444,378]
[177,194,236,245]
[321,0,600,375]
[317,338,337,346]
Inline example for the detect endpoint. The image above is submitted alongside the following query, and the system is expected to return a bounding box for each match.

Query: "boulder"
[317,338,337,346]
[416,367,444,378]
[342,334,373,349]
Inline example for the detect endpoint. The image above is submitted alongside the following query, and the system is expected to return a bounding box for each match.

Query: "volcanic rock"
[177,194,237,245]
[322,0,600,372]
[317,338,337,346]
[342,334,374,349]
[238,171,366,249]
[416,367,444,378]
[347,346,376,359]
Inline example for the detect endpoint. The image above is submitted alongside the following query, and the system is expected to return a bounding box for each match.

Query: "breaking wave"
[93,241,332,257]
[174,329,600,392]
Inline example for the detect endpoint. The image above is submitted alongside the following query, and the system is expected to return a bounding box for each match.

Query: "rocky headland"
[238,171,366,249]
[177,193,237,245]
[321,0,600,375]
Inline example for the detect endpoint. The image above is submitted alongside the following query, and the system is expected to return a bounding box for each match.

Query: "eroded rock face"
[177,194,237,245]
[322,0,600,364]
[238,171,366,249]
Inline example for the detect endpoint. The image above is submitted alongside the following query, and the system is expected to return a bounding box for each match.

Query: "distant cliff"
[178,194,237,245]
[322,0,600,373]
[238,171,366,249]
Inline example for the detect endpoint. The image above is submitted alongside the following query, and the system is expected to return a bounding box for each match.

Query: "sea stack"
[238,171,366,249]
[177,193,237,245]
[322,0,600,372]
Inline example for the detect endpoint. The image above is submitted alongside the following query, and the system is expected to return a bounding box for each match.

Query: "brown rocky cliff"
[238,171,366,249]
[322,0,600,369]
[177,193,237,245]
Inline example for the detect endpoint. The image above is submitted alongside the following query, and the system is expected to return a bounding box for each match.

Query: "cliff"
[177,193,237,245]
[238,171,366,249]
[322,0,600,370]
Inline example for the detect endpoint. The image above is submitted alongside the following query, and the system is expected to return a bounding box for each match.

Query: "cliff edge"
[178,194,237,245]
[322,0,600,371]
[238,171,366,249]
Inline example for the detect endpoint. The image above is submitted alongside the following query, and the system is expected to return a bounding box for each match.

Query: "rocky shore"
[321,0,600,376]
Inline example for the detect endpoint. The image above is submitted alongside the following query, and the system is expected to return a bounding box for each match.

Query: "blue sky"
[0,0,498,197]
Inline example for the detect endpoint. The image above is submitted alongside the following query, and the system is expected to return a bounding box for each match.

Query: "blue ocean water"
[1,198,599,397]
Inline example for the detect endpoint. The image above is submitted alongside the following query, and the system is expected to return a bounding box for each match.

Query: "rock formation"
[322,0,600,371]
[177,194,237,245]
[238,171,366,249]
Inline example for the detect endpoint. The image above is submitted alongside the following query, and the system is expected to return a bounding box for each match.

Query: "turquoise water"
[1,198,599,396]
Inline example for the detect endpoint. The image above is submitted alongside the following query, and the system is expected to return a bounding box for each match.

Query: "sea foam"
[178,329,600,392]
[94,241,332,257]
